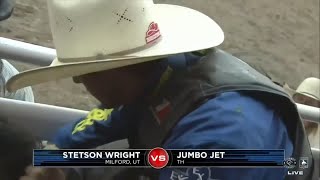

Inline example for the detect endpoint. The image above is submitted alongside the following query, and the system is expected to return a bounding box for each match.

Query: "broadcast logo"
[148,147,169,169]
[299,157,308,169]
[283,157,297,169]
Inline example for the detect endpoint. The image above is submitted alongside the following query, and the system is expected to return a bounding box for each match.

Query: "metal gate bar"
[0,38,319,124]
[0,37,56,66]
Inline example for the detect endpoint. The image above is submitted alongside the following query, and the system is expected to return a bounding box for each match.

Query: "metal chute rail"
[0,37,56,66]
[0,97,319,139]
[0,37,319,124]
[0,97,87,140]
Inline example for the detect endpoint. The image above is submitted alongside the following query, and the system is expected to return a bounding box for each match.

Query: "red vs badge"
[148,147,169,169]
[146,22,161,44]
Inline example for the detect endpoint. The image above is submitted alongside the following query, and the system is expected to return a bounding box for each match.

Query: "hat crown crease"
[48,0,161,63]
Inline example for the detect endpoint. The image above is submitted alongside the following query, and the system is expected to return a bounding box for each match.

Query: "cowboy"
[293,77,320,149]
[0,0,34,102]
[0,59,35,101]
[7,1,314,180]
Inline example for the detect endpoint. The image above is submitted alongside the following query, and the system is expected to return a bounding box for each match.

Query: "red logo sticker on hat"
[146,22,161,44]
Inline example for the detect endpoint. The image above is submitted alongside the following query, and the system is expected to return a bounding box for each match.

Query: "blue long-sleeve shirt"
[53,53,293,180]
[159,92,292,180]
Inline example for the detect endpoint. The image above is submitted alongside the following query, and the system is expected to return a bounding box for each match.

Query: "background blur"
[0,0,319,110]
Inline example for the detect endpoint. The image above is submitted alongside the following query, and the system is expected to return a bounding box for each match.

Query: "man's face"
[73,62,156,108]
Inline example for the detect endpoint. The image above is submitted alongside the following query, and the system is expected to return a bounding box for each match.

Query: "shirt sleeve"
[0,59,34,102]
[53,106,132,149]
[159,92,293,180]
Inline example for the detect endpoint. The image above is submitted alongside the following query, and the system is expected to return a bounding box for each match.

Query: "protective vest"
[114,48,315,180]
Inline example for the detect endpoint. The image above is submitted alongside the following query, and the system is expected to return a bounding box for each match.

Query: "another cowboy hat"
[293,77,320,101]
[6,0,224,92]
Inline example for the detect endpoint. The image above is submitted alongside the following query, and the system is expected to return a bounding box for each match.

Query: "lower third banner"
[34,148,285,169]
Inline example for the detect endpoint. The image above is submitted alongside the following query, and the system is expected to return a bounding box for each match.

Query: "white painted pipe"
[0,38,319,123]
[0,97,87,140]
[312,148,320,152]
[0,98,319,140]
[297,103,320,124]
[0,37,56,66]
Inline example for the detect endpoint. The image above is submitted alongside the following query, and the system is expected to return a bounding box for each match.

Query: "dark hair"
[0,119,38,180]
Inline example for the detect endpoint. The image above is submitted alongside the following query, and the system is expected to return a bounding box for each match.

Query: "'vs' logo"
[148,147,169,169]
[151,155,166,162]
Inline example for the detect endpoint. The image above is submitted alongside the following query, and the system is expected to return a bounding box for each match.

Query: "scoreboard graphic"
[34,147,285,168]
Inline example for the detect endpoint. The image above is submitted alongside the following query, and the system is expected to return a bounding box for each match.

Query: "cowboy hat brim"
[6,55,166,92]
[293,92,320,102]
[6,4,224,92]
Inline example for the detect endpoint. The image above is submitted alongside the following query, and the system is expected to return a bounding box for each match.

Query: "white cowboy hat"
[6,0,224,92]
[294,77,320,101]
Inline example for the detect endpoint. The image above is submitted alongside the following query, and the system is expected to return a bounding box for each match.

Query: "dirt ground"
[0,0,319,110]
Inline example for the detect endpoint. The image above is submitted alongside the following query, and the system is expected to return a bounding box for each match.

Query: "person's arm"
[159,92,293,180]
[0,60,35,102]
[53,105,133,149]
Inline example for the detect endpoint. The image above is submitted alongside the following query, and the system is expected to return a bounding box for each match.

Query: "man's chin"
[99,96,137,109]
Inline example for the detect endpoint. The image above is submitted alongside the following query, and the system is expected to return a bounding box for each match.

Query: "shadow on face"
[73,60,162,108]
